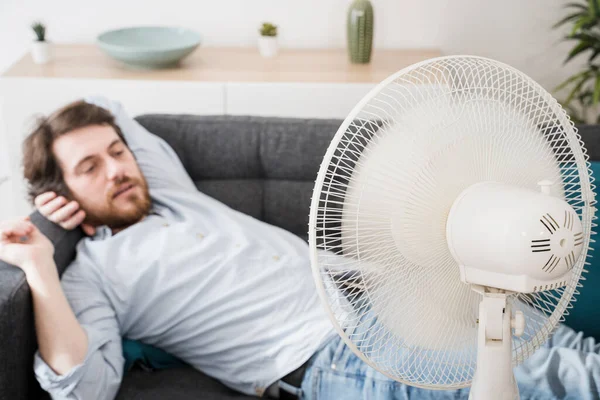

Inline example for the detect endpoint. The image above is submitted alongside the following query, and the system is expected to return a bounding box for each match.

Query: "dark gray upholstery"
[1,116,600,400]
[142,115,341,239]
[0,115,342,400]
[116,368,255,400]
[576,125,600,161]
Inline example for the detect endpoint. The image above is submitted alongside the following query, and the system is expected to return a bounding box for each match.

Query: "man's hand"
[0,219,54,273]
[34,192,96,236]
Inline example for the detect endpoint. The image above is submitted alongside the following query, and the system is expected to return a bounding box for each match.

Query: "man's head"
[23,100,151,232]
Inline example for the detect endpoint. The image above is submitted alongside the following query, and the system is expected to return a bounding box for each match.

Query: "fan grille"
[309,56,596,389]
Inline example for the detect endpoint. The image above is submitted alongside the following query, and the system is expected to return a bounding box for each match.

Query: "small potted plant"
[258,22,278,58]
[31,21,51,64]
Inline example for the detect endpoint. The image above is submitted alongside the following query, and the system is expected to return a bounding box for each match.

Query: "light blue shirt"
[33,96,336,399]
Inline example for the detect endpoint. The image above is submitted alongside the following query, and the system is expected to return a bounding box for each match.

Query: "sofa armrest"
[0,212,84,400]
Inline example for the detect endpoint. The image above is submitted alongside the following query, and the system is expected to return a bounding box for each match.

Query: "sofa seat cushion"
[117,367,258,400]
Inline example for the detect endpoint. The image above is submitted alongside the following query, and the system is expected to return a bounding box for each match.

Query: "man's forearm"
[25,259,88,376]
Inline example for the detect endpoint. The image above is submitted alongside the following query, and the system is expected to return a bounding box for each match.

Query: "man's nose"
[106,158,126,181]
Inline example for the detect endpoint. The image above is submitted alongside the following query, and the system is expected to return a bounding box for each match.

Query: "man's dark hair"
[22,100,127,204]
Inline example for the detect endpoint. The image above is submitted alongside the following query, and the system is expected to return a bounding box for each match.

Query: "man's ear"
[81,223,96,236]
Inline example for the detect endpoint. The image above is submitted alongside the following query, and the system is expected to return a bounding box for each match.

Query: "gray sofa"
[2,114,600,400]
[0,114,343,400]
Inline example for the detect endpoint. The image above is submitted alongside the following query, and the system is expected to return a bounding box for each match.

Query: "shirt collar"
[90,205,163,241]
[92,225,112,240]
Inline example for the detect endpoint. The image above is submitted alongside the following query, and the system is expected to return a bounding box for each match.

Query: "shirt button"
[162,223,169,227]
[255,387,265,396]
[273,255,280,261]
[196,233,204,239]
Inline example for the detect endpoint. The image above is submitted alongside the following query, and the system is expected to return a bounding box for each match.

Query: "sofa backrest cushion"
[134,115,343,240]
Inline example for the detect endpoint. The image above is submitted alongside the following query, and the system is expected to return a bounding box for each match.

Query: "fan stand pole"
[469,288,520,400]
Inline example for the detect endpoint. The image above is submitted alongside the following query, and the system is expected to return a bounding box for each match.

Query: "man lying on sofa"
[1,96,600,400]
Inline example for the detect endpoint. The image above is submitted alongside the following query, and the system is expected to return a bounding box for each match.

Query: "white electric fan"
[308,56,596,399]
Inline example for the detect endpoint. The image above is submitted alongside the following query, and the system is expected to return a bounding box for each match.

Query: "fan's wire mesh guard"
[308,56,597,389]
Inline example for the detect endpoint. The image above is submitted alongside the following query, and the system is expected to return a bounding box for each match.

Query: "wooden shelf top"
[2,44,442,83]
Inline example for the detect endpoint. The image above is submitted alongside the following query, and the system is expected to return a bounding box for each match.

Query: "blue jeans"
[299,324,600,399]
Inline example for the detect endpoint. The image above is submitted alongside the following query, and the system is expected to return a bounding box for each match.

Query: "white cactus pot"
[258,36,278,58]
[31,41,51,64]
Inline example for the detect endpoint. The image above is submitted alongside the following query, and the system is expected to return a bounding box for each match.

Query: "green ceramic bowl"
[97,26,201,69]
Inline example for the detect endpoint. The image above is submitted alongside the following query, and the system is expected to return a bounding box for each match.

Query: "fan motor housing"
[446,181,582,293]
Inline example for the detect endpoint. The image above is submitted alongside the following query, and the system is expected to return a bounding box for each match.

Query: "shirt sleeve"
[83,95,197,193]
[33,258,124,400]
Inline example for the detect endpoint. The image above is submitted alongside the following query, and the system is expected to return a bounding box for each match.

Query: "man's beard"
[78,176,151,231]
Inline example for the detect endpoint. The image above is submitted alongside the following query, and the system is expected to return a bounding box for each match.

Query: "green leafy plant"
[31,21,46,42]
[259,22,277,37]
[554,1,600,124]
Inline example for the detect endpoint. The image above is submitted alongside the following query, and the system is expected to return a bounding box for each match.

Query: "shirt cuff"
[33,325,111,396]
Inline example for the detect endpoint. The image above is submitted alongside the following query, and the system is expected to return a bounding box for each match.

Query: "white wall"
[438,0,583,93]
[0,0,584,92]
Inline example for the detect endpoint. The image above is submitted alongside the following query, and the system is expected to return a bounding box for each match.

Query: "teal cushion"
[562,161,600,339]
[122,338,187,374]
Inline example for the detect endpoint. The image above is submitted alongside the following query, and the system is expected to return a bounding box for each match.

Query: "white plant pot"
[258,36,278,58]
[31,41,51,64]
